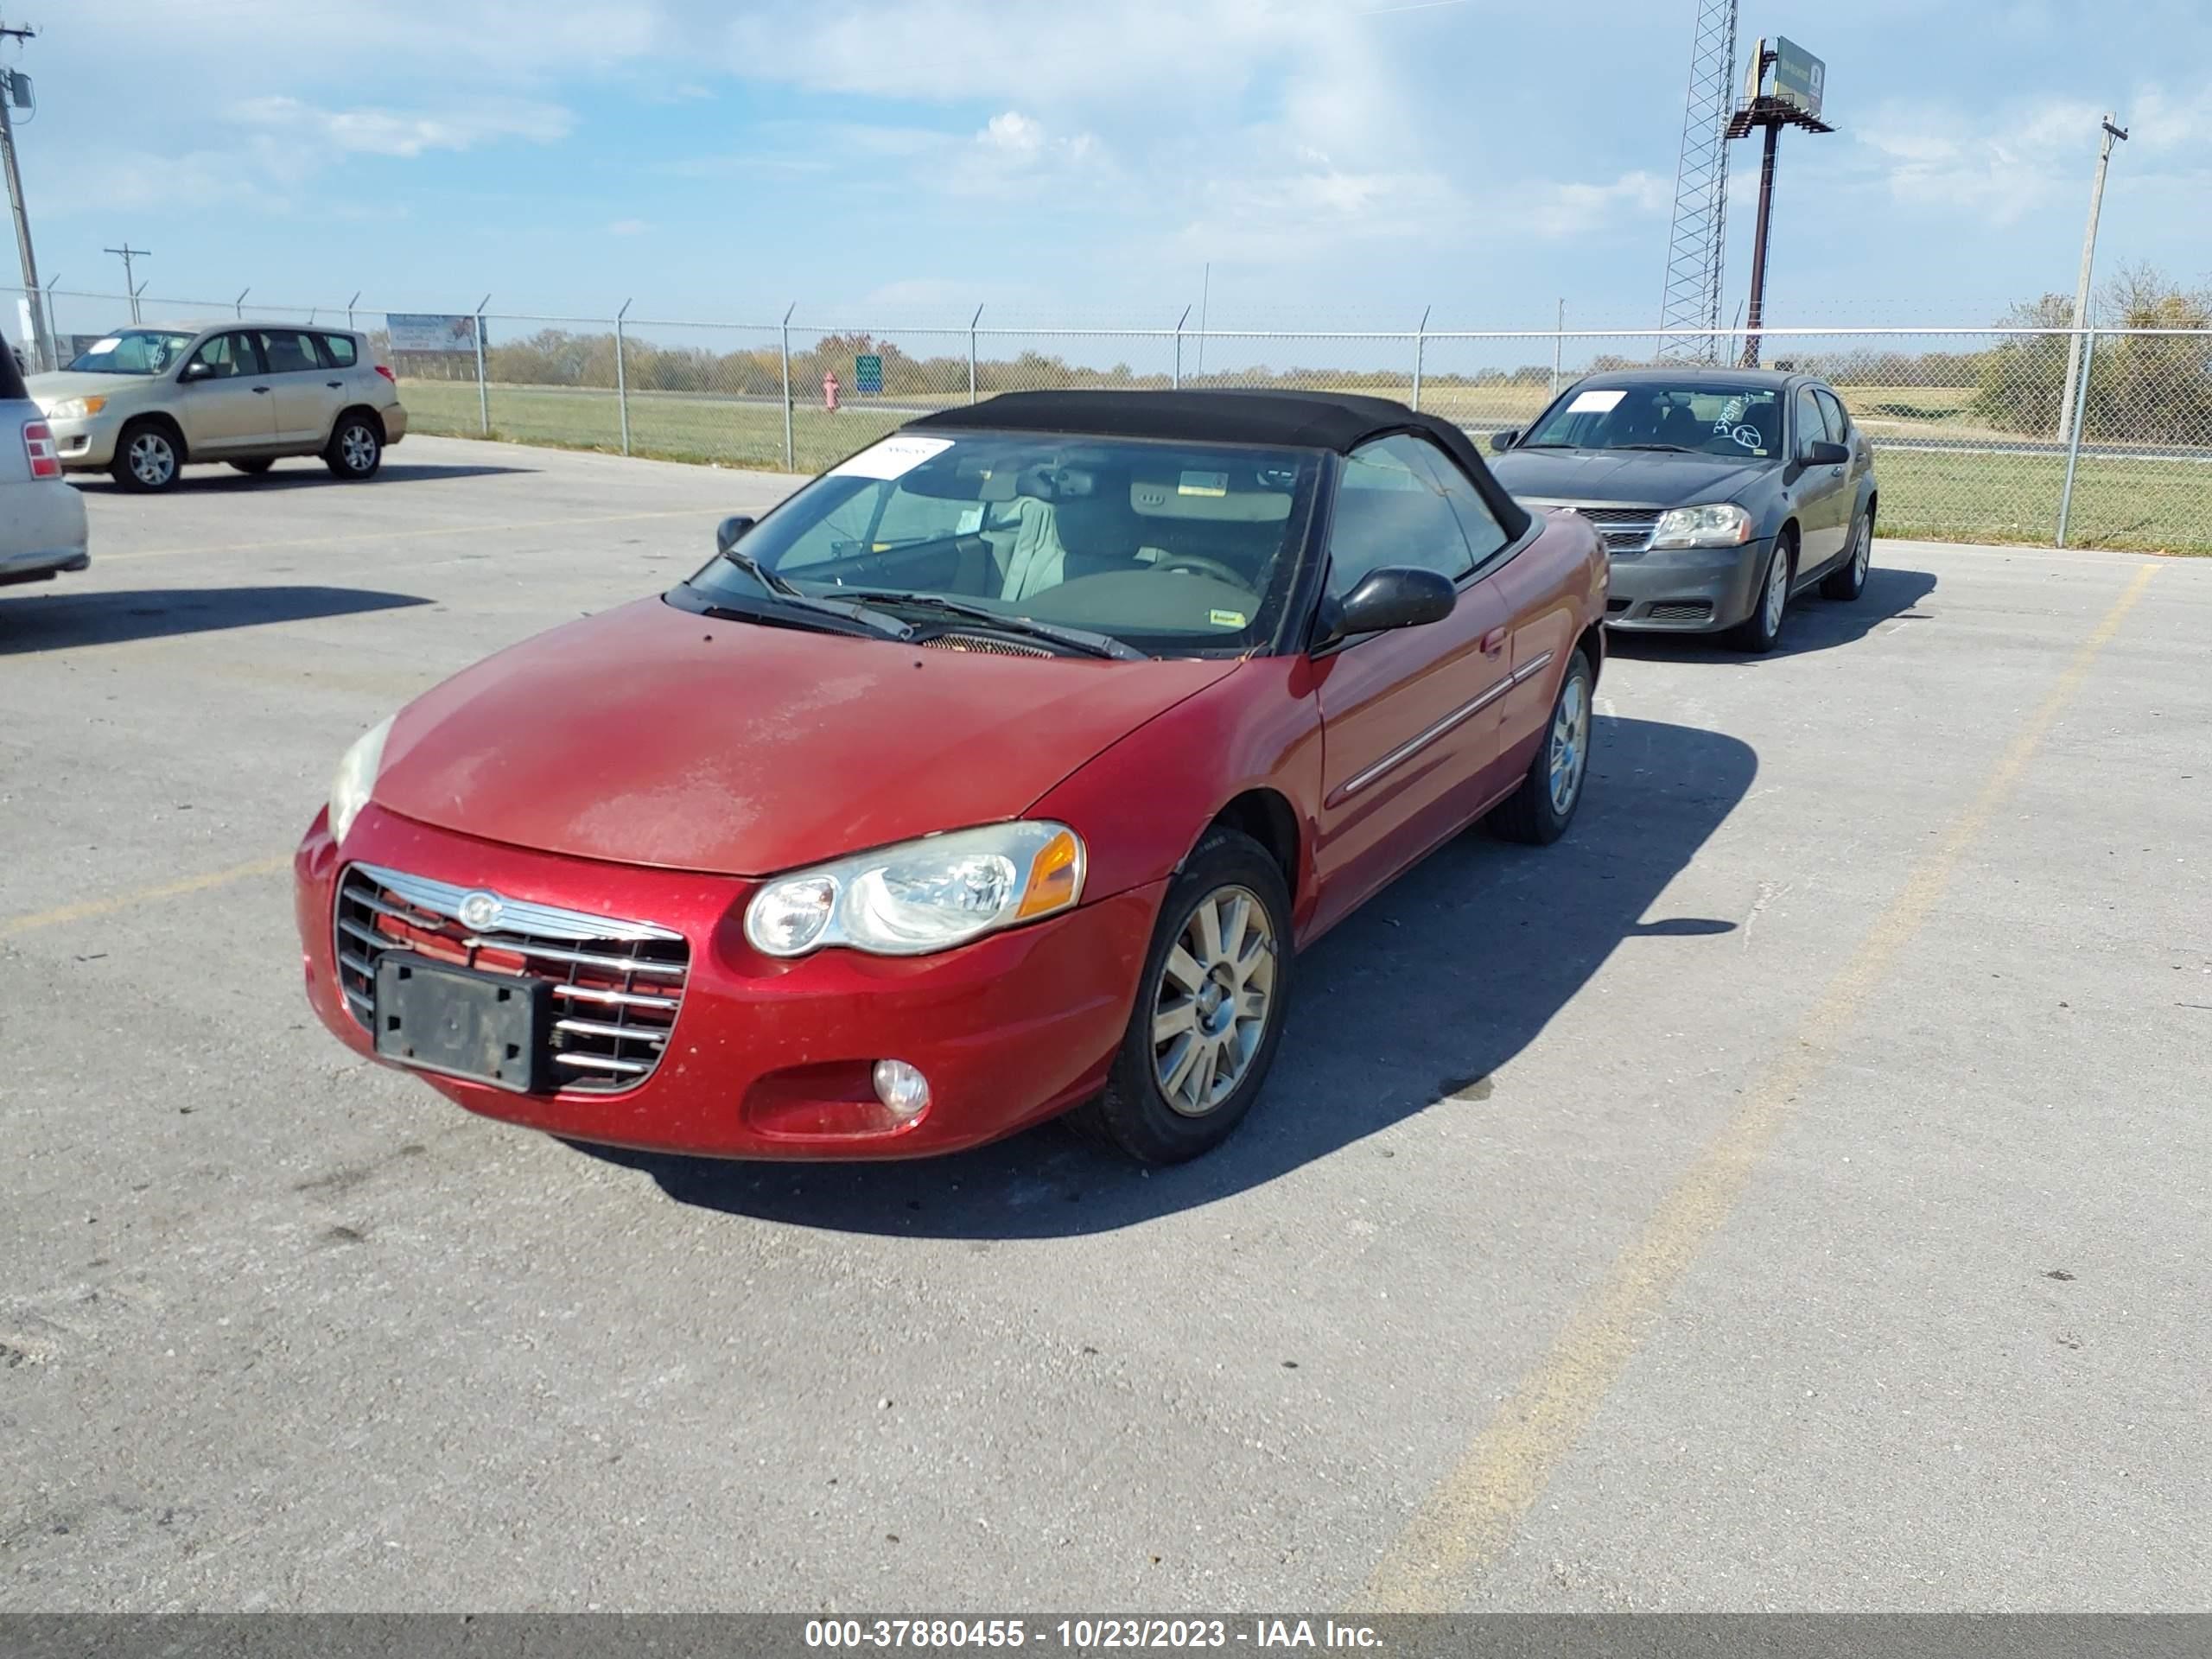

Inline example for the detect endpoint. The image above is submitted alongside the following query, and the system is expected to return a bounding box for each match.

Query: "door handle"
[1480,626,1508,655]
[251,385,270,394]
[327,380,343,389]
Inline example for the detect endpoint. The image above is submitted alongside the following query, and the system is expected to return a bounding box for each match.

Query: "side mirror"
[1319,565,1457,648]
[715,514,756,554]
[1490,428,1520,453]
[1800,439,1849,467]
[180,360,215,383]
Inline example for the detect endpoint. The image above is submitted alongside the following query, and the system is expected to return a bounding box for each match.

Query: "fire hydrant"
[823,370,841,413]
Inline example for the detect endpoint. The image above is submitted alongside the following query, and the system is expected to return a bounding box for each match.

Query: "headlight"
[46,396,106,420]
[327,715,395,846]
[745,822,1085,958]
[1649,502,1754,549]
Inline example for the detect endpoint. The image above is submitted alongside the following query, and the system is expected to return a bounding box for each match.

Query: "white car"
[28,321,409,493]
[2,332,89,589]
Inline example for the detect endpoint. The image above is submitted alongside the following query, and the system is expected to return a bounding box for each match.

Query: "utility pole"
[104,242,149,321]
[0,16,52,370]
[2056,114,2126,446]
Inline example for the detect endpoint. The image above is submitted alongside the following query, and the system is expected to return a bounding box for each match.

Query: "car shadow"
[1608,564,1937,665]
[0,585,432,652]
[68,461,535,494]
[573,713,1757,1238]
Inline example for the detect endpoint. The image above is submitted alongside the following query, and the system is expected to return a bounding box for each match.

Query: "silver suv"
[3,331,90,588]
[28,322,409,493]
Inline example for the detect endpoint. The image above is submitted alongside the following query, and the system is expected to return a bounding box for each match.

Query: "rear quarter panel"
[1027,657,1328,939]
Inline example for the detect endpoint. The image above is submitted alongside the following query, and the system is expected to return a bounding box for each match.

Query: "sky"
[3,0,2209,338]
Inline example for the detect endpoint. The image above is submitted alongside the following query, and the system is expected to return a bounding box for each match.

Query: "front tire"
[1821,509,1872,601]
[1488,646,1594,845]
[112,422,182,493]
[326,414,383,480]
[1729,534,1794,653]
[1069,826,1294,1165]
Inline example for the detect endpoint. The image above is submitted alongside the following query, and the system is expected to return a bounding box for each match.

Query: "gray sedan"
[1487,367,1877,652]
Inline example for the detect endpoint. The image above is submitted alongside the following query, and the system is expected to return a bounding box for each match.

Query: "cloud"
[1853,86,2210,226]
[228,96,574,157]
[979,111,1046,157]
[1522,170,1672,239]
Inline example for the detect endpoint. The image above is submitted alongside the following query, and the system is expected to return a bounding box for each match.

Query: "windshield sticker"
[1567,388,1625,414]
[1729,424,1766,453]
[828,435,955,480]
[86,337,121,355]
[956,505,984,535]
[1208,608,1248,629]
[1179,471,1229,498]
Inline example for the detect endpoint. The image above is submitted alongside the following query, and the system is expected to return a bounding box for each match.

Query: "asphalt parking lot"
[3,436,2206,1613]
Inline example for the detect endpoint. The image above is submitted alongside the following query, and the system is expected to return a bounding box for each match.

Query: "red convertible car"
[295,391,1607,1164]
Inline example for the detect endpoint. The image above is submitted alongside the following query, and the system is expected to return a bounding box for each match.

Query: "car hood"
[25,371,154,409]
[371,596,1242,877]
[1489,448,1770,506]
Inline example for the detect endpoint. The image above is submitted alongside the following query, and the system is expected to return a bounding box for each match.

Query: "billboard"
[386,313,480,353]
[1772,36,1825,118]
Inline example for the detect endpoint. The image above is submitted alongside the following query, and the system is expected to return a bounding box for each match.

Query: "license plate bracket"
[373,953,550,1094]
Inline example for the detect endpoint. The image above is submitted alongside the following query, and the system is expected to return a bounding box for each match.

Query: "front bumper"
[47,409,125,471]
[0,479,90,585]
[295,804,1162,1160]
[1604,537,1772,632]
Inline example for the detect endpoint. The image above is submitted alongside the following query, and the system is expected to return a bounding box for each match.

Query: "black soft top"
[909,390,1530,539]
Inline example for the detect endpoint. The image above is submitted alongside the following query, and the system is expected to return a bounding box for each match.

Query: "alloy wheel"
[1151,885,1277,1117]
[340,424,378,474]
[1763,545,1789,634]
[129,433,176,488]
[1548,670,1590,815]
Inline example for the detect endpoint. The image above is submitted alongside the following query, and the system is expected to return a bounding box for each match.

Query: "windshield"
[65,329,198,376]
[1522,383,1783,461]
[681,430,1321,658]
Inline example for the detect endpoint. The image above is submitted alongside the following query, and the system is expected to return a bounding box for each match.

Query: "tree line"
[364,267,2212,443]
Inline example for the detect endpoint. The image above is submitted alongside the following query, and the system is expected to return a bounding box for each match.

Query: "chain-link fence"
[8,285,2209,555]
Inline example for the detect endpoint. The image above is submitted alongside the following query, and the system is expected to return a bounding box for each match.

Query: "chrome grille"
[335,863,688,1094]
[919,632,1055,658]
[1568,507,1664,554]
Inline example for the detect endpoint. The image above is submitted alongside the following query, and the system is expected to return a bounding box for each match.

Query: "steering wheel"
[1150,554,1246,586]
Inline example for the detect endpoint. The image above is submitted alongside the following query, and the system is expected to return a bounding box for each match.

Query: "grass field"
[399,379,2212,555]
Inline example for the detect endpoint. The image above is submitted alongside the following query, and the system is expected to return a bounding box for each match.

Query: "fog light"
[872,1059,930,1119]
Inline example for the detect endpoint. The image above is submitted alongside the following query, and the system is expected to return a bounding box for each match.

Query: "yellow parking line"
[99,506,725,564]
[1,855,294,940]
[1352,561,2158,1613]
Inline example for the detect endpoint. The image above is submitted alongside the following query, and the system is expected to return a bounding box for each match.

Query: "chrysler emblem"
[457,890,505,932]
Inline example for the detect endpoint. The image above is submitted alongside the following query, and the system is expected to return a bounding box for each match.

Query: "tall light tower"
[1656,0,1738,363]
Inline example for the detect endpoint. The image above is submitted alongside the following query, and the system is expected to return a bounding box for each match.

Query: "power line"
[105,242,151,321]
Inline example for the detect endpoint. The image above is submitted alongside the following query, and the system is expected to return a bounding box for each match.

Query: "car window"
[320,334,359,369]
[774,479,892,569]
[1796,387,1833,448]
[1814,387,1850,440]
[257,330,326,374]
[0,332,26,400]
[1422,447,1513,569]
[1326,435,1474,600]
[187,333,259,380]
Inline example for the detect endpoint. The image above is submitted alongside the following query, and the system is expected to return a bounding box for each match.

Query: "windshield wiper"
[1509,442,1579,449]
[1616,443,1696,453]
[716,542,802,599]
[842,591,1146,661]
[681,586,913,642]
